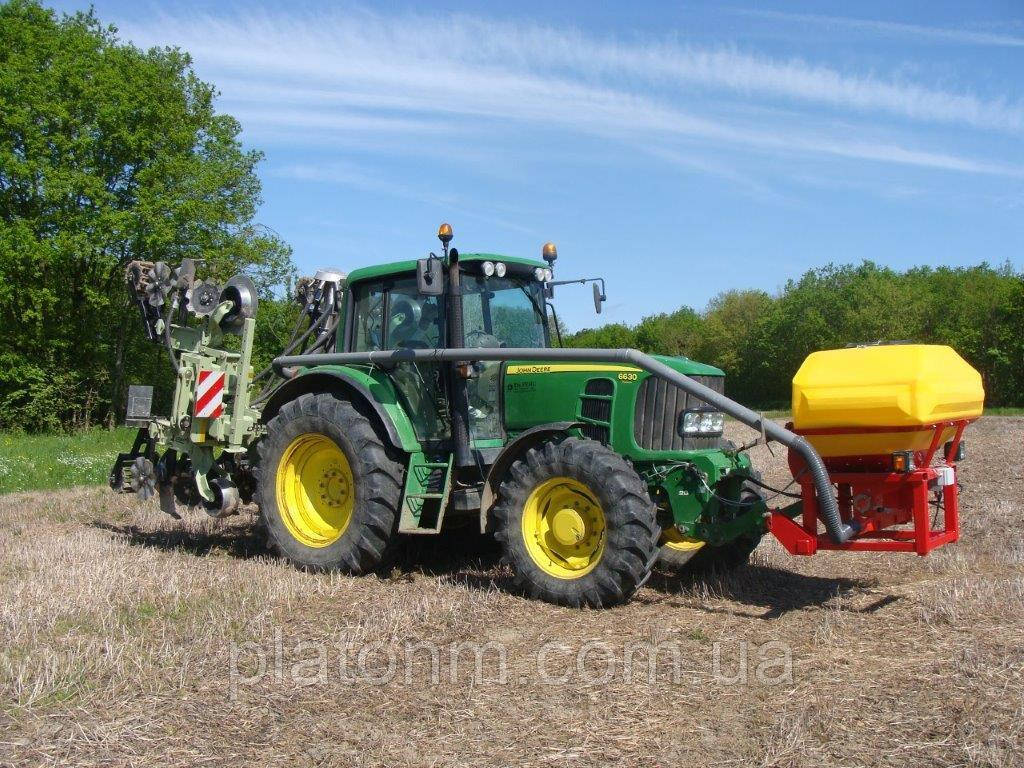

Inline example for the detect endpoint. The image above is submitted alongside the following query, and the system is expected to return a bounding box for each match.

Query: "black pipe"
[445,249,474,468]
[274,346,857,545]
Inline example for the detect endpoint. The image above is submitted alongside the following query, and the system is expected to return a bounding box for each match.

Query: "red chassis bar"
[768,420,968,556]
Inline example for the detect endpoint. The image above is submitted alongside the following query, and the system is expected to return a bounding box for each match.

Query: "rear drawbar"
[273,346,858,545]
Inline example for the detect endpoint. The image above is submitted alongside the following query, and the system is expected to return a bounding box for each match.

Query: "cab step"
[399,453,453,533]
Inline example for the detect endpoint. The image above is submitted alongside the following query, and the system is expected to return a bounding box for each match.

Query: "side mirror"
[593,282,606,314]
[417,256,443,296]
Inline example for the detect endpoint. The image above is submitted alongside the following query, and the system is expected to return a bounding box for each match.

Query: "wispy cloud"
[115,6,1022,189]
[735,8,1024,48]
[125,9,1024,134]
[270,161,539,235]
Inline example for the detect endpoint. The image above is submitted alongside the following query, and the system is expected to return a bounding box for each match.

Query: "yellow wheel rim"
[522,477,606,579]
[660,526,706,552]
[276,434,355,548]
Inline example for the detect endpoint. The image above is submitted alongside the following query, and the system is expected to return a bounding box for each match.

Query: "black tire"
[493,437,659,608]
[255,393,403,573]
[681,481,765,574]
[656,537,705,570]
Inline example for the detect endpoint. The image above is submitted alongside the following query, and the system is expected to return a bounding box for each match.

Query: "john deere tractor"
[113,223,918,607]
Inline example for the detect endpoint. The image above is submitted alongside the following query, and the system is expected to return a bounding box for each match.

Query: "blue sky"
[51,0,1024,331]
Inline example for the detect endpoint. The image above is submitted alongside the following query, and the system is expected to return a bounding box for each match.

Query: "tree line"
[567,261,1024,409]
[2,1,1020,432]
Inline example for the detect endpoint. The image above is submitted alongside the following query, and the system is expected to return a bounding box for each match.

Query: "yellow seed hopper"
[792,344,984,458]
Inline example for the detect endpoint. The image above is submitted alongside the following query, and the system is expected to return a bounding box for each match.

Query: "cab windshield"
[461,274,548,349]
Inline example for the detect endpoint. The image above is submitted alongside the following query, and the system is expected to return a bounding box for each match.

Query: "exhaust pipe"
[274,346,857,545]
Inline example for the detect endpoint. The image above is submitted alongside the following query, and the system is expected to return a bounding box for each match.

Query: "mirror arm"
[549,277,606,294]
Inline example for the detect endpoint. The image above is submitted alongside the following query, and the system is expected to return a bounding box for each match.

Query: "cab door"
[349,276,449,442]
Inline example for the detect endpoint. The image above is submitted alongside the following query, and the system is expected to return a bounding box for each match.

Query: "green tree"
[565,261,1023,409]
[634,307,704,356]
[568,323,637,350]
[0,0,293,430]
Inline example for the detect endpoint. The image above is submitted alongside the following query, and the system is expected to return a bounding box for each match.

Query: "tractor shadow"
[88,516,894,617]
[390,525,510,592]
[89,514,509,590]
[642,563,895,619]
[90,516,272,561]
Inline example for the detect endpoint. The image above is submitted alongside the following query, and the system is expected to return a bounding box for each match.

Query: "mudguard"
[261,366,420,453]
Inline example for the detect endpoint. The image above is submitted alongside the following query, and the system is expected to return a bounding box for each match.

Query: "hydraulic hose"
[162,300,180,374]
[252,308,333,385]
[251,315,342,407]
[252,309,310,384]
[273,346,858,545]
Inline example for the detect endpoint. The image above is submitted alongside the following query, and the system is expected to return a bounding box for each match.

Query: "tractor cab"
[341,252,556,444]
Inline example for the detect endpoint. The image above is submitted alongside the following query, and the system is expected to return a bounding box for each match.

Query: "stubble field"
[1,417,1022,767]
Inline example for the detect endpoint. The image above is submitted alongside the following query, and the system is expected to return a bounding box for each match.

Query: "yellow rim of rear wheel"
[522,477,606,579]
[660,526,706,552]
[276,434,355,548]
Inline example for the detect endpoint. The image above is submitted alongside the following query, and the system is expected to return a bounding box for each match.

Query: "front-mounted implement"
[769,344,982,556]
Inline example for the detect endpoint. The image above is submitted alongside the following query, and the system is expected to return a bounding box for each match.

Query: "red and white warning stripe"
[194,370,225,419]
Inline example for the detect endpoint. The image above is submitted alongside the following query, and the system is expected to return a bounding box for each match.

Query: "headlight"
[543,268,553,282]
[494,261,506,277]
[481,260,495,277]
[534,267,546,282]
[678,409,724,436]
[682,412,702,434]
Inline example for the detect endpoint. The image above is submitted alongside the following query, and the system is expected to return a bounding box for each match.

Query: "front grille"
[581,397,612,422]
[633,374,725,451]
[579,377,614,445]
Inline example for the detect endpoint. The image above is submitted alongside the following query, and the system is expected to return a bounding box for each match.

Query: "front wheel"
[493,437,659,608]
[657,527,706,569]
[663,480,766,574]
[255,393,403,573]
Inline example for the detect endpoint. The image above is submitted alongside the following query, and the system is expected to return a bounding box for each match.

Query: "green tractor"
[111,223,805,608]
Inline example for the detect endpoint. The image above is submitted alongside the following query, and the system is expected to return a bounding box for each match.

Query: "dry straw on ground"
[1,417,1022,767]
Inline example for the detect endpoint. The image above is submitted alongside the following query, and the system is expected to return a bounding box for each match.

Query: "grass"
[985,406,1024,416]
[0,427,137,494]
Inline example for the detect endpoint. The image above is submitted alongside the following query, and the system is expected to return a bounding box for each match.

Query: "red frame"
[768,420,968,557]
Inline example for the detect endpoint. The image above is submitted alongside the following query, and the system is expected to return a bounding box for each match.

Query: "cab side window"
[387,280,442,349]
[351,277,443,352]
[353,284,384,352]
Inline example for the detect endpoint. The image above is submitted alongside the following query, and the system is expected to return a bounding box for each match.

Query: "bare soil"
[1,417,1022,767]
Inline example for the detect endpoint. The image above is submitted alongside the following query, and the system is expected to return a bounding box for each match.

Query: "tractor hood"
[501,353,722,378]
[647,354,724,378]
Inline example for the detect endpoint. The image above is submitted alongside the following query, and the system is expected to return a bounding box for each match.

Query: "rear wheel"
[256,393,403,573]
[494,437,658,608]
